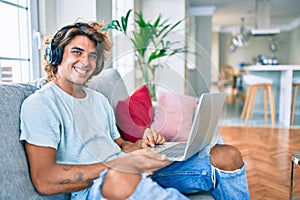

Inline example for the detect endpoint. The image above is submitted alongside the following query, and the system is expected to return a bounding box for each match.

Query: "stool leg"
[291,85,299,126]
[264,86,268,121]
[249,86,258,119]
[290,160,294,200]
[267,85,276,126]
[245,86,257,123]
[241,86,252,120]
[244,87,254,123]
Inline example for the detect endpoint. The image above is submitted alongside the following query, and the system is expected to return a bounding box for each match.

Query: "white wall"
[186,12,214,96]
[38,1,57,38]
[56,0,96,27]
[288,25,300,64]
[211,32,220,84]
[136,0,187,95]
[219,31,291,68]
[39,0,98,37]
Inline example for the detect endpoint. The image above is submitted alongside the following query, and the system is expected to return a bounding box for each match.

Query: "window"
[0,0,39,83]
[111,0,135,92]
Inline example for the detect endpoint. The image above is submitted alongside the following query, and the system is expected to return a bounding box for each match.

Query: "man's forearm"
[30,162,108,195]
[25,142,111,195]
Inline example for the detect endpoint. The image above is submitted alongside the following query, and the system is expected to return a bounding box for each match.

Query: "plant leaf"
[120,9,133,34]
[161,17,186,39]
[147,49,168,64]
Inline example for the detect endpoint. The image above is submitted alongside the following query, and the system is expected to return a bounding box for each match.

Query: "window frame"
[0,0,40,82]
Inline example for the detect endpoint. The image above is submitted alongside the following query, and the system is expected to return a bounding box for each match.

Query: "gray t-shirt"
[20,82,125,199]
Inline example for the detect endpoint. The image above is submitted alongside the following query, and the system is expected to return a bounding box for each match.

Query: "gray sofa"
[0,68,213,199]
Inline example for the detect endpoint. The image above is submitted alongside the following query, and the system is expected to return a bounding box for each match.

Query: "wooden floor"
[220,126,300,200]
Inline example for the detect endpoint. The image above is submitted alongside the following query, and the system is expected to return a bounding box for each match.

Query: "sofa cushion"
[151,92,198,142]
[0,83,69,199]
[115,85,154,142]
[28,77,47,88]
[88,68,129,112]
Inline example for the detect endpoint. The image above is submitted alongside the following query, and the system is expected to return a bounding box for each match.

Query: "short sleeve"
[20,93,61,149]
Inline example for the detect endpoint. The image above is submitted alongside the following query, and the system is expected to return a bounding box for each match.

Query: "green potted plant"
[103,9,190,99]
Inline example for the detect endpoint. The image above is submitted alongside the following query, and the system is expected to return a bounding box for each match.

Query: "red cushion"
[116,85,154,142]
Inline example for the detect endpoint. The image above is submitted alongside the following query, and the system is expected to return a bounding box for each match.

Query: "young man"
[20,21,250,200]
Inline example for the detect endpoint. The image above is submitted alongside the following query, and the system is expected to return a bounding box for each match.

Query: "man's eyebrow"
[71,47,84,51]
[71,47,97,54]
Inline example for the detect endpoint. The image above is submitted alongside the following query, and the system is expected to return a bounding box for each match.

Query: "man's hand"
[115,128,165,153]
[136,128,165,148]
[105,149,171,174]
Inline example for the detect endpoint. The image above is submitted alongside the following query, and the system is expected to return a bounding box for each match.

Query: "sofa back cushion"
[88,68,129,112]
[0,83,69,199]
[151,92,197,142]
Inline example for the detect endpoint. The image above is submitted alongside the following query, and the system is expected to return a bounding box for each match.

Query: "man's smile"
[73,63,90,75]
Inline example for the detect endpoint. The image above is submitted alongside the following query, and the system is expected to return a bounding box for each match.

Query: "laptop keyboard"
[157,143,187,158]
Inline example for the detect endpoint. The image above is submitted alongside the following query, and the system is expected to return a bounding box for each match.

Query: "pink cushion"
[151,92,197,142]
[116,85,154,142]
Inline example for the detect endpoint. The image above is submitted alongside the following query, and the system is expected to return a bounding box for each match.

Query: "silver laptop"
[153,92,226,161]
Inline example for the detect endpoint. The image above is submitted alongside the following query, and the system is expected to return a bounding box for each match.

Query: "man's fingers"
[106,151,170,174]
[141,128,166,148]
[131,149,168,162]
[144,128,156,147]
[156,136,165,144]
[131,148,151,154]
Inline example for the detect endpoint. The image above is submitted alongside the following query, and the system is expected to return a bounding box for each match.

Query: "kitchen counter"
[245,65,300,127]
[245,65,300,71]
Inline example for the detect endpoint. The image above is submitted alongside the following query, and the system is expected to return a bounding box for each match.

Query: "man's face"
[57,35,98,86]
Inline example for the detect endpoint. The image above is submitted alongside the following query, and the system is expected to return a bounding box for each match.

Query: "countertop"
[245,65,300,71]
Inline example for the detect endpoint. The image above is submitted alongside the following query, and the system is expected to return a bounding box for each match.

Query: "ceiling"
[189,0,300,32]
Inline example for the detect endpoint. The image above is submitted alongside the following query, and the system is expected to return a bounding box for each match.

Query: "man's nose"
[81,54,90,66]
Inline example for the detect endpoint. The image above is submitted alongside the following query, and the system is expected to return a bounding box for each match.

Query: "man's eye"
[73,50,81,55]
[89,54,98,60]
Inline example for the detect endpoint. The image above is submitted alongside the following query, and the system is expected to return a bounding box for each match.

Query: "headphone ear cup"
[52,46,63,65]
[45,43,53,64]
[45,43,63,65]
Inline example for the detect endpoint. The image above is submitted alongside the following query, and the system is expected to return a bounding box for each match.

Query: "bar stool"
[240,74,276,126]
[291,77,300,125]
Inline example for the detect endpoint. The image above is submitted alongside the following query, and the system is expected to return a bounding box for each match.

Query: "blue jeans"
[87,152,250,200]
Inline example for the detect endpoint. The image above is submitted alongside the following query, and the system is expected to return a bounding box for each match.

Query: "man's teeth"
[74,67,88,74]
